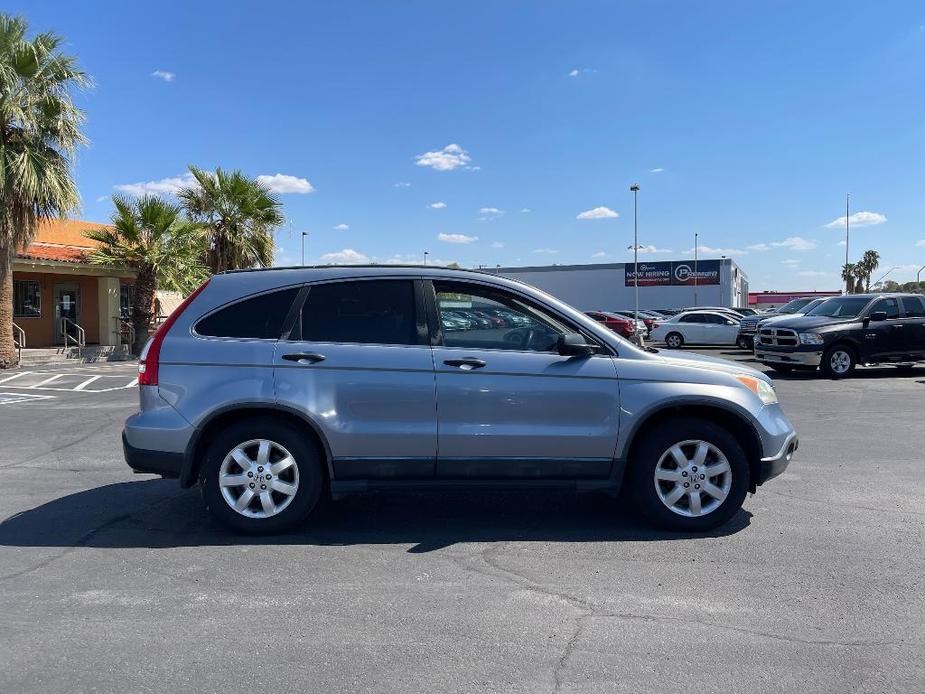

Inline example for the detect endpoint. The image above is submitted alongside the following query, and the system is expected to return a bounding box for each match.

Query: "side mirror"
[558,332,598,356]
[869,311,888,322]
[726,319,738,325]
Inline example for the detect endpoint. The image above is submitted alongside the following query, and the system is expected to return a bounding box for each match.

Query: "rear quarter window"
[195,287,300,339]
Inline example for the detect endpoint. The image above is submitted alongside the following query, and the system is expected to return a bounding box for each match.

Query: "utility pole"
[693,232,699,307]
[423,251,429,266]
[844,193,850,293]
[630,183,641,345]
[301,231,308,265]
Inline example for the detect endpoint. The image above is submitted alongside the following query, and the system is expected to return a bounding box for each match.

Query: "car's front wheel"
[201,419,324,534]
[820,344,856,379]
[628,418,749,531]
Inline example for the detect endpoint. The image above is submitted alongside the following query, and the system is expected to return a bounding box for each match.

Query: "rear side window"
[679,314,703,323]
[296,280,418,345]
[901,296,925,318]
[195,287,299,339]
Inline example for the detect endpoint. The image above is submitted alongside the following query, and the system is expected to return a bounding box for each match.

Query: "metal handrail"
[117,317,135,351]
[12,322,25,363]
[59,316,86,354]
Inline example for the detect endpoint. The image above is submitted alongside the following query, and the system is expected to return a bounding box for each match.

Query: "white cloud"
[429,201,447,209]
[384,253,455,266]
[825,211,887,228]
[333,223,349,231]
[320,248,369,264]
[591,251,607,258]
[782,258,802,267]
[568,69,580,77]
[479,207,503,216]
[257,173,315,194]
[916,239,925,247]
[114,172,195,196]
[273,247,298,267]
[577,206,618,220]
[95,195,108,203]
[631,245,673,254]
[415,143,472,171]
[687,245,748,256]
[520,208,531,213]
[438,233,478,244]
[650,167,664,173]
[797,270,833,278]
[533,248,559,254]
[151,70,174,82]
[491,241,505,248]
[394,181,412,188]
[568,67,596,77]
[747,236,817,252]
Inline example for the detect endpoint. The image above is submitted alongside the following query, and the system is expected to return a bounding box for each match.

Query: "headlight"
[736,375,778,405]
[799,332,824,345]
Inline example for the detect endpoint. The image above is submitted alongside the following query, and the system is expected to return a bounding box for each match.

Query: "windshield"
[777,297,813,313]
[806,296,870,318]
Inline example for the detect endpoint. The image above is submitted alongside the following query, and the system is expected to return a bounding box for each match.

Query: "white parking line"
[0,371,30,385]
[0,392,56,405]
[28,373,66,388]
[73,375,103,391]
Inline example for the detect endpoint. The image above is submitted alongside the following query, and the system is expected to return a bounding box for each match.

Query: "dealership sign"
[624,260,721,287]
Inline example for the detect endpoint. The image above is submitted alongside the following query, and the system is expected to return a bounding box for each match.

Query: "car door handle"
[282,352,326,364]
[443,358,487,369]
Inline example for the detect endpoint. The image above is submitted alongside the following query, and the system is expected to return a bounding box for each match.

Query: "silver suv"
[123,266,797,534]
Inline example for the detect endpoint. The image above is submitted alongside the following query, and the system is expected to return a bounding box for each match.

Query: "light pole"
[693,232,699,307]
[917,264,925,287]
[301,231,308,265]
[871,266,897,290]
[844,193,850,293]
[423,251,429,266]
[630,184,641,345]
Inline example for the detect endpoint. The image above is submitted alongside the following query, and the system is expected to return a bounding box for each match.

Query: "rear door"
[428,280,620,479]
[899,296,925,358]
[273,278,437,480]
[678,313,706,343]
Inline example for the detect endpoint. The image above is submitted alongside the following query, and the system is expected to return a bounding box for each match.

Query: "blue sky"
[16,0,925,290]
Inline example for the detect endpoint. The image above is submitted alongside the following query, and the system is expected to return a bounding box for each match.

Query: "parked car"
[737,297,823,350]
[649,310,742,348]
[610,310,658,334]
[123,266,797,534]
[754,293,925,377]
[585,310,635,338]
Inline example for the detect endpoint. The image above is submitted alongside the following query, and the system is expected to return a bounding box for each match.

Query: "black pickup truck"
[753,293,925,378]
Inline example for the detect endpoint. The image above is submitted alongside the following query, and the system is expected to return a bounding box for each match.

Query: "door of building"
[54,282,81,345]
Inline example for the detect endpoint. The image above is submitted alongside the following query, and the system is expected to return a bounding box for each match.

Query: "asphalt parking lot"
[1,353,923,693]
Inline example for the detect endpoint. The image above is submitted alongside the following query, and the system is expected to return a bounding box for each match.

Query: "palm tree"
[0,14,88,368]
[858,249,880,292]
[842,263,857,294]
[84,195,207,355]
[178,166,283,274]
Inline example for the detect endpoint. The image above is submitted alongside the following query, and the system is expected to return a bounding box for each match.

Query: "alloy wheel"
[218,439,300,518]
[829,350,852,375]
[653,440,731,517]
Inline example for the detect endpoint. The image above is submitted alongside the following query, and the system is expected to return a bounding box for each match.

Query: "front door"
[429,280,620,479]
[865,297,903,360]
[53,282,80,344]
[272,278,437,480]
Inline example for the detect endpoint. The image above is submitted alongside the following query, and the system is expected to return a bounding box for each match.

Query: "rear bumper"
[122,431,183,478]
[755,348,822,367]
[755,431,798,485]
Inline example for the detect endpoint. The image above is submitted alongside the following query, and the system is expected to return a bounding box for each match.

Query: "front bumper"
[756,431,798,484]
[755,347,822,367]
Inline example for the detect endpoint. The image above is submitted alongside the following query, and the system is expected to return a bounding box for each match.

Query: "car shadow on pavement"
[0,479,751,553]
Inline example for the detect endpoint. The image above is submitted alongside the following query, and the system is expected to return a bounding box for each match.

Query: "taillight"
[138,279,210,386]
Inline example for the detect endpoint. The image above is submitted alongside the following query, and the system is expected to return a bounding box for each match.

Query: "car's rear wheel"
[736,336,752,350]
[664,332,684,349]
[201,419,324,534]
[769,364,794,374]
[820,344,856,379]
[627,418,749,531]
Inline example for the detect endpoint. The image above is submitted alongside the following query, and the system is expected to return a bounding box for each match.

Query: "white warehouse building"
[497,258,749,311]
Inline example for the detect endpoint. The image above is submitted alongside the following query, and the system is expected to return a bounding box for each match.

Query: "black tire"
[626,417,749,532]
[769,364,794,374]
[820,344,857,379]
[201,418,324,534]
[664,332,684,349]
[736,336,752,350]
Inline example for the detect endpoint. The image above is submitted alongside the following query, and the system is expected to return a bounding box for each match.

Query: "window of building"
[195,287,300,339]
[120,284,133,320]
[296,280,418,345]
[13,280,41,318]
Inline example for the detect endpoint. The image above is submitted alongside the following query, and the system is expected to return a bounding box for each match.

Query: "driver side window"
[433,281,564,352]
